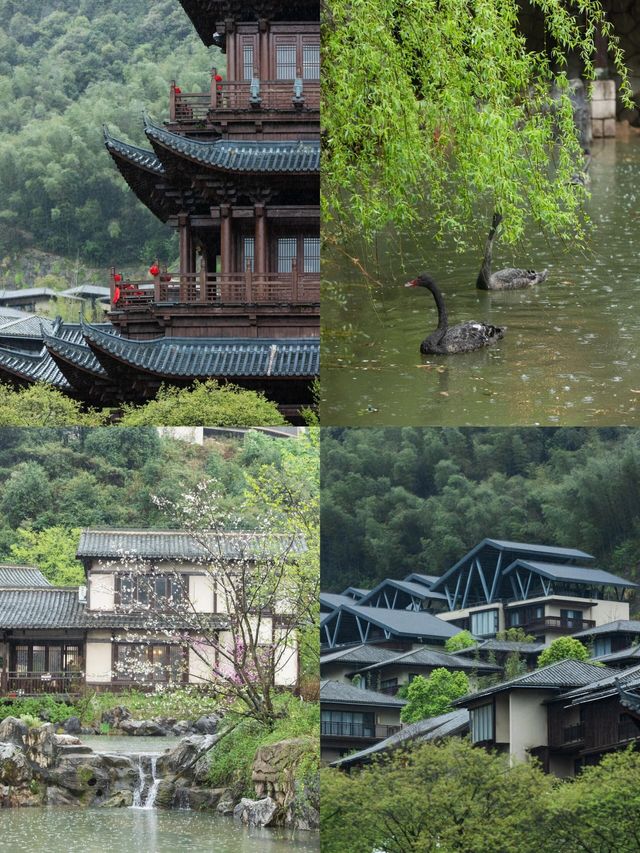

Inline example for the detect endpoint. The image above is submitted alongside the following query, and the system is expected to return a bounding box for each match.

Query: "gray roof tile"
[0,566,51,588]
[354,647,501,674]
[573,620,640,638]
[0,316,54,338]
[0,588,85,628]
[320,644,398,667]
[320,680,407,707]
[503,559,637,588]
[104,131,165,175]
[327,604,462,641]
[0,345,71,389]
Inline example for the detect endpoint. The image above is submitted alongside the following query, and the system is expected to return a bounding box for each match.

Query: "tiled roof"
[404,573,440,587]
[0,588,85,628]
[354,647,501,674]
[0,308,32,321]
[0,565,51,588]
[320,592,354,610]
[60,286,111,299]
[332,709,470,767]
[320,644,398,667]
[0,345,71,389]
[359,578,448,604]
[455,659,618,704]
[455,639,546,655]
[44,329,108,378]
[0,316,54,338]
[593,645,640,665]
[0,288,58,301]
[340,587,369,599]
[83,324,319,378]
[503,559,637,588]
[320,680,406,707]
[77,529,305,560]
[327,604,462,640]
[104,130,165,175]
[145,122,320,174]
[558,663,640,704]
[82,610,227,630]
[573,620,640,638]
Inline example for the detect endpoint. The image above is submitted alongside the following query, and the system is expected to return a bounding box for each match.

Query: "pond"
[0,808,319,853]
[322,135,640,426]
[79,734,180,754]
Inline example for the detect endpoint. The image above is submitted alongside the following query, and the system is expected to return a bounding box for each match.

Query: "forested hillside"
[321,428,640,597]
[0,1,216,267]
[0,428,300,584]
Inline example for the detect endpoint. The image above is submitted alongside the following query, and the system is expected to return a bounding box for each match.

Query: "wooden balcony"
[321,721,401,740]
[523,616,596,635]
[562,722,584,744]
[111,266,320,309]
[1,671,83,697]
[169,73,319,123]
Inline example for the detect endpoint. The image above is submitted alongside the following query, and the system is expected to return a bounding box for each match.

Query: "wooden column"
[255,204,267,275]
[259,19,269,80]
[226,20,235,80]
[220,204,232,276]
[178,213,192,302]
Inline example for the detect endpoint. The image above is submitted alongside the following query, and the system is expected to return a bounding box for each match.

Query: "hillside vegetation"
[0,0,217,267]
[321,428,640,601]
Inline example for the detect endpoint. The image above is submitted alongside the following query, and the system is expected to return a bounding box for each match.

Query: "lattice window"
[276,45,297,80]
[303,237,320,273]
[15,645,29,674]
[243,45,254,81]
[302,45,320,80]
[277,237,297,272]
[243,237,255,272]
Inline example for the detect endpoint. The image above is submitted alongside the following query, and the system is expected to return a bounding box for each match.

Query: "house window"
[277,237,297,273]
[321,710,375,738]
[11,643,81,674]
[116,573,187,609]
[302,45,320,79]
[470,609,499,637]
[560,609,583,628]
[380,677,398,694]
[243,237,255,272]
[303,237,320,273]
[243,45,254,81]
[276,45,297,80]
[470,704,494,743]
[594,637,612,656]
[114,643,186,683]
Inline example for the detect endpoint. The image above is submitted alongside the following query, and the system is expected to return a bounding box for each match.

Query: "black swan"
[405,273,505,354]
[476,212,548,290]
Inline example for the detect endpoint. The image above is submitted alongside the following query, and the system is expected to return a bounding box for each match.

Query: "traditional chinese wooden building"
[0,0,319,420]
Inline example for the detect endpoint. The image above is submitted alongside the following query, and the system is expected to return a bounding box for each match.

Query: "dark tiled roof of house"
[0,316,54,338]
[0,346,71,389]
[592,645,640,666]
[44,330,108,378]
[353,647,501,674]
[327,604,462,641]
[454,640,546,655]
[104,132,165,174]
[359,579,448,605]
[0,566,51,588]
[83,324,319,378]
[77,529,305,561]
[320,592,354,610]
[0,588,85,628]
[320,644,398,667]
[557,663,640,703]
[0,288,58,301]
[573,620,640,638]
[146,122,320,174]
[320,680,406,707]
[503,559,637,588]
[331,709,470,767]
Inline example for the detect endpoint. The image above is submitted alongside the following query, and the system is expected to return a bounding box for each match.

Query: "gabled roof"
[0,345,71,390]
[0,288,58,301]
[454,639,545,655]
[340,587,368,599]
[404,573,439,587]
[358,578,448,606]
[593,645,640,666]
[60,285,111,299]
[145,122,320,175]
[557,663,640,704]
[320,592,354,610]
[43,329,109,379]
[455,659,617,705]
[352,647,501,674]
[320,680,406,708]
[0,565,51,588]
[0,316,54,338]
[0,588,84,628]
[573,620,640,639]
[503,559,637,588]
[77,529,304,561]
[331,709,470,767]
[320,644,398,667]
[325,604,462,641]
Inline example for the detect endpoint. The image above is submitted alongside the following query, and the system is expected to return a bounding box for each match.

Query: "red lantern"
[114,273,122,283]
[149,264,160,276]
[215,74,223,82]
[174,86,182,94]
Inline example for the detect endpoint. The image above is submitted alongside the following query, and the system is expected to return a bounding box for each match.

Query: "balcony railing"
[321,721,401,739]
[618,719,640,743]
[523,616,596,634]
[1,671,83,696]
[111,266,320,309]
[169,72,319,122]
[562,723,584,744]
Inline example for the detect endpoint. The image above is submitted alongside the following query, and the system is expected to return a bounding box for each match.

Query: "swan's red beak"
[405,279,418,287]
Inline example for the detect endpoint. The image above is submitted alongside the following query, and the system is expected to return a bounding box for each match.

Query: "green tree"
[537,636,589,669]
[445,630,476,653]
[0,461,53,527]
[400,668,470,723]
[496,627,536,642]
[9,526,84,586]
[324,0,632,244]
[119,381,286,427]
[0,384,105,426]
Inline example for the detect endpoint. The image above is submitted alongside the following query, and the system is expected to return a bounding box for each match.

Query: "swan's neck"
[429,283,448,335]
[477,225,496,289]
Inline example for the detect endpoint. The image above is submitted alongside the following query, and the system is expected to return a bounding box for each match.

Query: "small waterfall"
[173,786,191,811]
[131,755,161,810]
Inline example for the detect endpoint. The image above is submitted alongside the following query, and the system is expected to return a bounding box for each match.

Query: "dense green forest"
[321,428,640,598]
[0,0,216,266]
[0,427,305,584]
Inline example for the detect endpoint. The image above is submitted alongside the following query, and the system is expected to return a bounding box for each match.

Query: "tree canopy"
[400,669,470,723]
[537,636,590,668]
[323,0,632,245]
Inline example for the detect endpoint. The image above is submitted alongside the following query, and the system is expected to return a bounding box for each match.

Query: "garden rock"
[252,736,314,806]
[233,796,280,827]
[101,706,131,727]
[286,775,320,830]
[63,716,82,735]
[118,719,168,737]
[216,789,236,814]
[0,716,27,747]
[193,714,219,735]
[155,733,220,778]
[0,742,32,786]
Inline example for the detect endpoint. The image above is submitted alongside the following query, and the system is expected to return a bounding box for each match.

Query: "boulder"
[101,706,131,727]
[233,796,280,827]
[25,724,59,768]
[63,716,82,735]
[216,789,236,814]
[286,775,320,830]
[183,786,224,811]
[118,719,168,737]
[55,734,82,746]
[50,756,111,795]
[252,736,315,806]
[0,742,32,786]
[171,720,192,736]
[155,733,220,778]
[193,714,219,735]
[0,716,27,747]
[46,785,79,807]
[100,790,133,808]
[153,779,176,809]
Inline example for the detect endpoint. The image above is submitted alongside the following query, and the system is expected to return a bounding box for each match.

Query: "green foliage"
[321,738,552,853]
[0,695,75,724]
[0,0,216,263]
[8,526,84,585]
[444,630,476,653]
[0,383,105,426]
[400,669,470,723]
[76,687,220,725]
[537,637,589,669]
[207,695,319,797]
[496,628,536,642]
[18,714,41,729]
[323,0,632,245]
[119,381,286,427]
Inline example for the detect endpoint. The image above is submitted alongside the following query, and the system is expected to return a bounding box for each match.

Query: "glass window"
[277,237,297,273]
[594,637,612,656]
[303,237,320,273]
[276,45,296,80]
[15,646,29,674]
[64,645,80,671]
[48,647,62,673]
[243,237,255,272]
[243,45,254,81]
[470,704,494,743]
[470,609,499,637]
[32,646,46,673]
[302,45,320,80]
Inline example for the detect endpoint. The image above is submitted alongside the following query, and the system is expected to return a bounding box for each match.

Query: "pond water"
[0,808,319,853]
[79,734,180,754]
[322,136,640,426]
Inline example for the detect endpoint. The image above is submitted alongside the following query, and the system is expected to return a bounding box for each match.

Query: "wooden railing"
[321,722,401,739]
[111,266,320,308]
[562,723,584,743]
[2,671,83,696]
[524,616,596,634]
[169,72,320,122]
